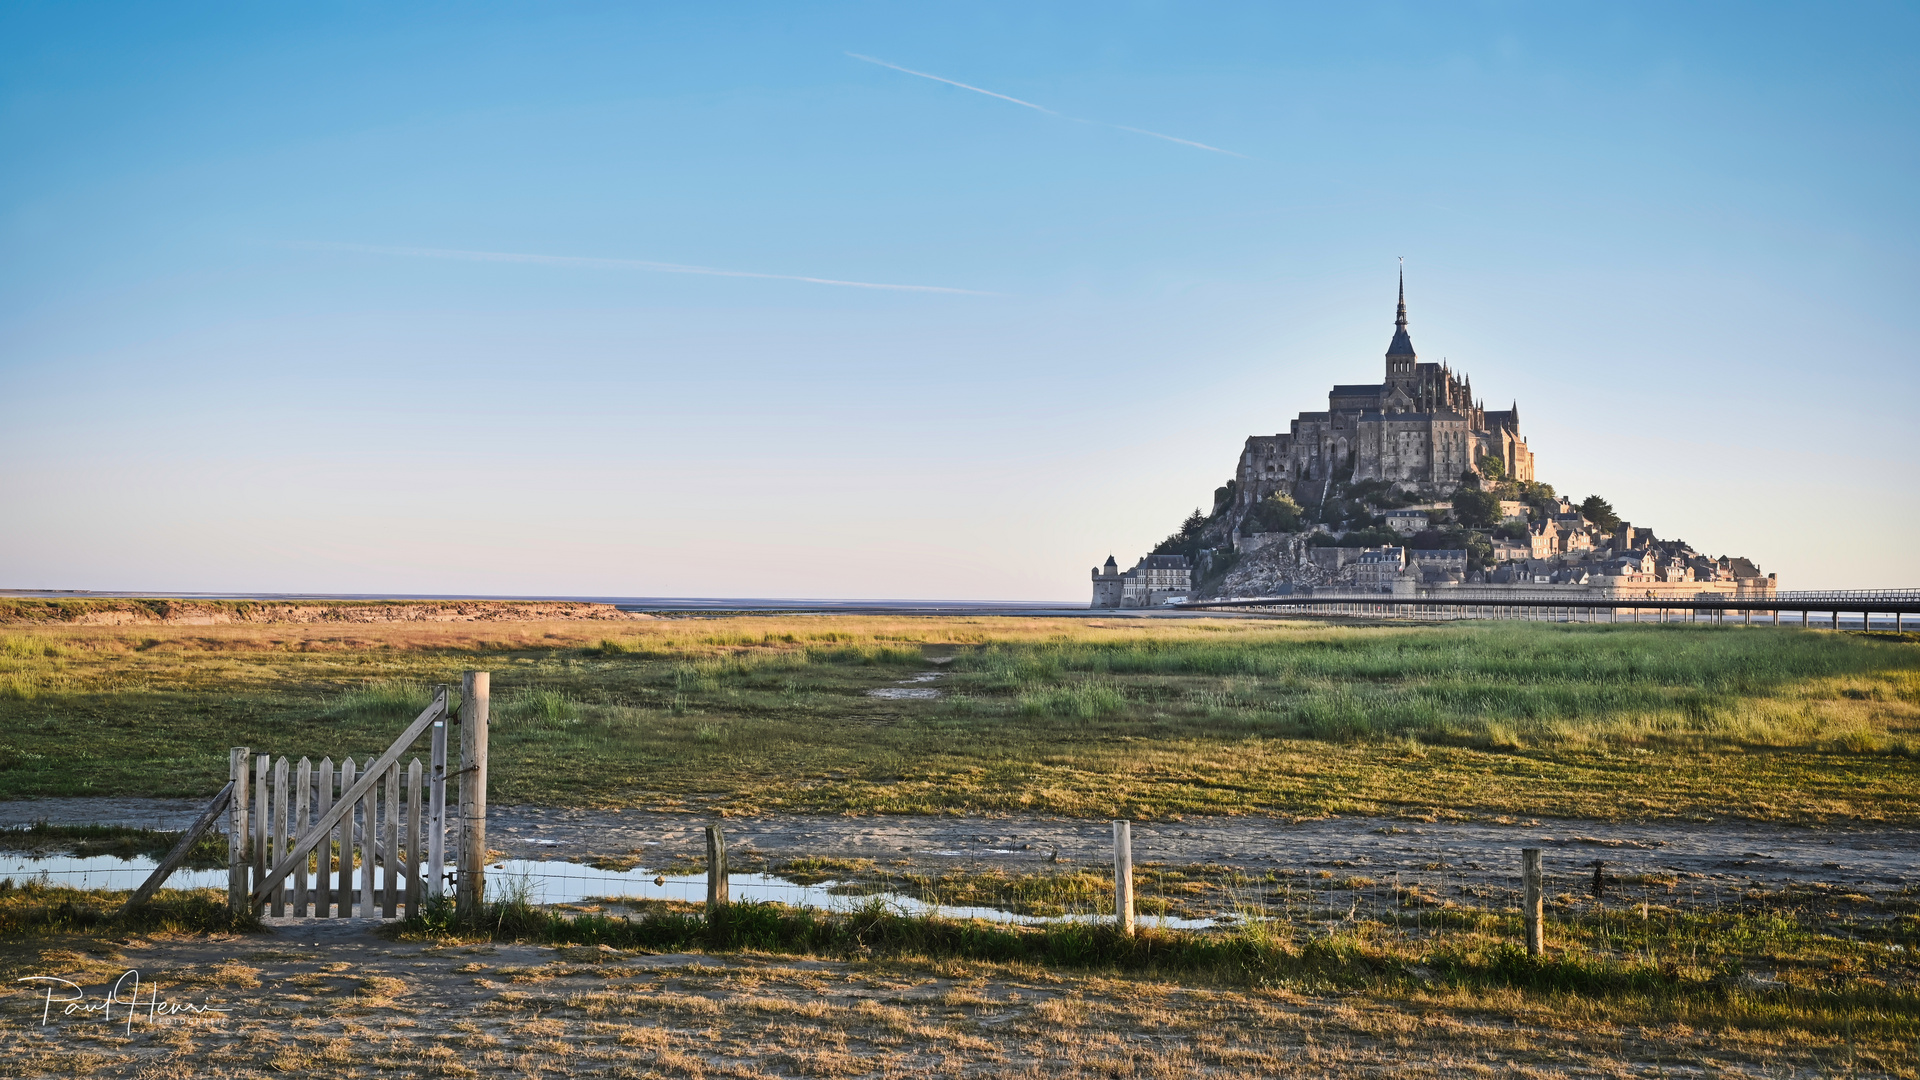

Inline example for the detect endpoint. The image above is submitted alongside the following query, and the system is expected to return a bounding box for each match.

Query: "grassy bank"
[0,617,1915,822]
[3,885,1910,1077]
[395,888,1918,1069]
[0,876,1908,1073]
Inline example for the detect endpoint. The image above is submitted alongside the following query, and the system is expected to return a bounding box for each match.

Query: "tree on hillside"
[1476,454,1507,482]
[1517,480,1559,522]
[1452,487,1501,529]
[1580,495,1621,533]
[1153,509,1210,561]
[1243,491,1303,533]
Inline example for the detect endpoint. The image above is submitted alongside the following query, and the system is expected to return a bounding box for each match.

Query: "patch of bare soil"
[0,921,1865,1078]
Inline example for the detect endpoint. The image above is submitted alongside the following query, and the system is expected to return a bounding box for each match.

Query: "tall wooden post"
[428,714,448,900]
[457,671,490,915]
[1521,848,1544,957]
[706,824,730,912]
[1112,820,1135,936]
[227,747,249,915]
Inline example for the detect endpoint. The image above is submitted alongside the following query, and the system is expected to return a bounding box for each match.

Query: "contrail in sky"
[302,243,996,295]
[846,53,1059,114]
[847,52,1245,159]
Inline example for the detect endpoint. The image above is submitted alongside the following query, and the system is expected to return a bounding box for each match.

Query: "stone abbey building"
[1095,270,1778,605]
[1234,272,1534,515]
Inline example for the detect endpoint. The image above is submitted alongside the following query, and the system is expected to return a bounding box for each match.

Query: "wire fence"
[7,840,1909,980]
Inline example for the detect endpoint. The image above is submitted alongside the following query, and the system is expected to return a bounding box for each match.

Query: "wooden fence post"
[228,747,249,915]
[706,824,730,912]
[457,671,490,915]
[1522,848,1544,957]
[1112,821,1135,936]
[428,715,448,901]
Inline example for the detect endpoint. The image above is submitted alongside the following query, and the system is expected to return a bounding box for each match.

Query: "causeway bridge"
[1180,589,1920,630]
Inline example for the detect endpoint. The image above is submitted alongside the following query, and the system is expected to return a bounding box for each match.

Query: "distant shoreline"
[0,591,1106,621]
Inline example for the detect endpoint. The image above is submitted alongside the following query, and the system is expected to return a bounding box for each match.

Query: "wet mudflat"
[7,797,1913,909]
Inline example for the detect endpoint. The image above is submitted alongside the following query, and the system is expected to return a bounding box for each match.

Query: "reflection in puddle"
[0,853,227,892]
[0,853,1215,929]
[486,859,1214,928]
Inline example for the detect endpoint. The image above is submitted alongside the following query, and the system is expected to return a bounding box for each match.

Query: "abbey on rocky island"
[1234,269,1533,516]
[1092,268,1778,607]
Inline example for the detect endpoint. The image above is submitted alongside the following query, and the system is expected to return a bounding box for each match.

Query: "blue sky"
[3,2,1914,598]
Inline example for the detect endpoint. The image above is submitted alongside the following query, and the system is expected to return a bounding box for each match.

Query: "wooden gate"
[118,672,489,920]
[227,689,450,918]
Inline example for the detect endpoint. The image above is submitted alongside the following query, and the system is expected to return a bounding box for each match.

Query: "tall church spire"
[1385,260,1416,380]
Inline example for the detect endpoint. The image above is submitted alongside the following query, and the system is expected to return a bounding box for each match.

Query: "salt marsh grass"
[0,615,1913,821]
[320,679,436,721]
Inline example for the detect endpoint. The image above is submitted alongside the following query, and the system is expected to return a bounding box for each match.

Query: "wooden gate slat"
[359,757,376,916]
[293,757,311,916]
[382,760,399,918]
[405,758,423,914]
[270,756,289,917]
[227,747,249,913]
[316,758,334,917]
[253,753,269,896]
[337,757,356,916]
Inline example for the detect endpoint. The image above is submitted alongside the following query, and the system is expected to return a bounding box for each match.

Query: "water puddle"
[0,853,226,892]
[0,853,1215,930]
[866,670,944,699]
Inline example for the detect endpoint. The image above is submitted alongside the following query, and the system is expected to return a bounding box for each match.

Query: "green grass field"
[1,614,1915,823]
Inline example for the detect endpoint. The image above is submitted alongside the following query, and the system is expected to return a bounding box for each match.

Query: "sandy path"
[5,796,1913,901]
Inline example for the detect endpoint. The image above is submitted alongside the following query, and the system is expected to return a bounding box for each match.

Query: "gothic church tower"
[1385,266,1417,392]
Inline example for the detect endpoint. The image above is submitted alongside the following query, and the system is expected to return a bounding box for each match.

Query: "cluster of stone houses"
[1091,498,1776,606]
[1091,553,1193,608]
[1356,493,1779,598]
[1319,495,1777,599]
